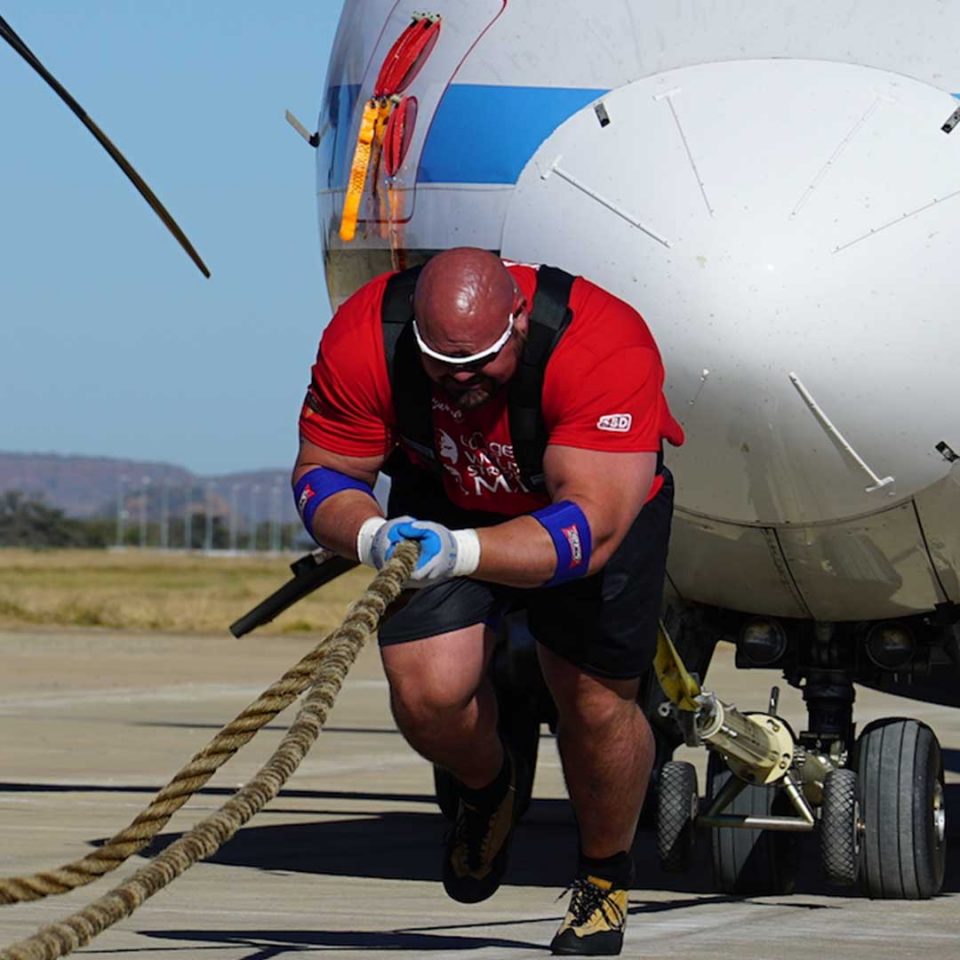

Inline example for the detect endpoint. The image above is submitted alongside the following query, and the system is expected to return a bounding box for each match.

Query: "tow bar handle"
[229,550,359,638]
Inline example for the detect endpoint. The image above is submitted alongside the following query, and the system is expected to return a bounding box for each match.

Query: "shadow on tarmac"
[0,781,436,806]
[5,778,959,896]
[140,928,543,955]
[135,894,837,958]
[144,798,582,890]
[140,784,960,896]
[3,774,957,897]
[132,723,405,736]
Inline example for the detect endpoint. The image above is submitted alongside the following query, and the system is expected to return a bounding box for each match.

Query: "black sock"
[458,749,511,808]
[578,850,635,887]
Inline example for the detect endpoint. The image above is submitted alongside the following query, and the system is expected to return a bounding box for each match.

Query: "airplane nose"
[503,59,960,526]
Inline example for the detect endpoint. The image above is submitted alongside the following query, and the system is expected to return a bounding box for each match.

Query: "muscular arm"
[293,439,657,586]
[292,438,386,558]
[473,447,658,588]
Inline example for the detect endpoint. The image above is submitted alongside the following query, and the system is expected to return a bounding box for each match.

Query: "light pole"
[160,477,169,550]
[184,484,193,550]
[230,483,239,553]
[269,483,281,553]
[204,480,214,553]
[139,475,150,549]
[115,474,128,548]
[249,484,260,552]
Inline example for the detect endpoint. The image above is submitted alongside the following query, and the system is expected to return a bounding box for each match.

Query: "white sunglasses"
[412,309,519,367]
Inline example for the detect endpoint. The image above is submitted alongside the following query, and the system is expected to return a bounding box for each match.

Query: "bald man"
[293,248,683,956]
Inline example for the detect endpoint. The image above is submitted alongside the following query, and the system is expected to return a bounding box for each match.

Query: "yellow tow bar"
[654,623,796,787]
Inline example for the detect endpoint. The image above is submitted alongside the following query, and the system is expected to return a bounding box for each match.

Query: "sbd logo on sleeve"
[562,524,583,567]
[297,484,315,518]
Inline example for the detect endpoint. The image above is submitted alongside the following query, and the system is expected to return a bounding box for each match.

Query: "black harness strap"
[508,266,576,488]
[381,265,437,472]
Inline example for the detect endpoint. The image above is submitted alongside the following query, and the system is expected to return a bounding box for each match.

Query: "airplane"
[298,0,960,901]
[6,0,956,904]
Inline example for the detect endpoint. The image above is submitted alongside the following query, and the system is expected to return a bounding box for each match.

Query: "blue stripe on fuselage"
[326,87,960,190]
[419,84,607,184]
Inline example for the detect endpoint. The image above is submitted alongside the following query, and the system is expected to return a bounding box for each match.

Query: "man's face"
[417,297,528,409]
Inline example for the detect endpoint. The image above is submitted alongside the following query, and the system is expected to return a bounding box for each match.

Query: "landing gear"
[643,603,720,826]
[653,614,949,900]
[856,718,946,899]
[656,760,698,873]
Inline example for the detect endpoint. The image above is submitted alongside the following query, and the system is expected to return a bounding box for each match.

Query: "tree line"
[0,490,305,550]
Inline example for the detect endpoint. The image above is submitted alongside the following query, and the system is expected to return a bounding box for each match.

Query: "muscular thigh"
[380,623,495,711]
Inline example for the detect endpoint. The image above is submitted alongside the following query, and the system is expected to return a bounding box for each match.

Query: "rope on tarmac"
[0,543,416,960]
[0,562,396,905]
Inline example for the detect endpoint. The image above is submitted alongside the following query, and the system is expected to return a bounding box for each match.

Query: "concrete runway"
[1,627,959,959]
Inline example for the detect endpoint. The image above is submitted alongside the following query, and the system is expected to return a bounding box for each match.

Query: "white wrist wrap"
[356,516,386,566]
[451,528,481,577]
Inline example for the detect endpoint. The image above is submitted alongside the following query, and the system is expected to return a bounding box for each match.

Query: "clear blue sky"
[1,1,345,475]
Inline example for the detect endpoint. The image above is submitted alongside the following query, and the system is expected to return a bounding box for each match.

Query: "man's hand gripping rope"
[358,515,480,587]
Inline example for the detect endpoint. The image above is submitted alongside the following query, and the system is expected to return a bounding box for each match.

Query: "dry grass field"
[0,548,374,634]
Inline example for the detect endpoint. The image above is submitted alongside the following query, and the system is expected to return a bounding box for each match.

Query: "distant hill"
[0,452,295,525]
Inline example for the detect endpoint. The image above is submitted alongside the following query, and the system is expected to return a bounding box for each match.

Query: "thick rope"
[0,544,416,960]
[0,566,391,905]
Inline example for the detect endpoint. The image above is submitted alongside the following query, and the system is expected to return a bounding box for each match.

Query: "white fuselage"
[317,0,960,622]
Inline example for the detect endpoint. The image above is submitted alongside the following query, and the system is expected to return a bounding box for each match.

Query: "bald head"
[413,247,516,356]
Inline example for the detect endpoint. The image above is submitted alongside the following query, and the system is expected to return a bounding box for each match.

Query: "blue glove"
[368,516,480,587]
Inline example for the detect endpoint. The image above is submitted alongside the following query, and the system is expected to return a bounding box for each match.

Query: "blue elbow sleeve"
[293,467,375,541]
[530,500,593,586]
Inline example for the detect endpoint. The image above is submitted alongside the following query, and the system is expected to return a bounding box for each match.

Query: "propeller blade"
[0,14,211,278]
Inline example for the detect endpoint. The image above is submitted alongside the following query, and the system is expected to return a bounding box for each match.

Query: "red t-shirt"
[299,265,684,515]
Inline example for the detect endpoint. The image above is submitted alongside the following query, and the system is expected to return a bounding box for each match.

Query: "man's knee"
[388,670,472,732]
[546,666,641,735]
[566,685,640,731]
[381,626,496,752]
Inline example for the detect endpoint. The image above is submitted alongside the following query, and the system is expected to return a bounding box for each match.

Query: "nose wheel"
[855,718,946,899]
[656,760,699,873]
[819,768,862,886]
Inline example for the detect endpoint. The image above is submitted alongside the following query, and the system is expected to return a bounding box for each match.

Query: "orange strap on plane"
[373,94,394,171]
[339,99,380,243]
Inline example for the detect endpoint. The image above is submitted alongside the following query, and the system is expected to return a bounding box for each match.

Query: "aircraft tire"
[708,753,798,895]
[819,768,861,886]
[856,718,946,899]
[656,760,699,873]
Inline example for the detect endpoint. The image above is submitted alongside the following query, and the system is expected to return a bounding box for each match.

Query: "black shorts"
[378,467,675,680]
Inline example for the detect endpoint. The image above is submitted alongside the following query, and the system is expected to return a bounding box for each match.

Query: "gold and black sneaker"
[441,755,518,903]
[550,875,629,956]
